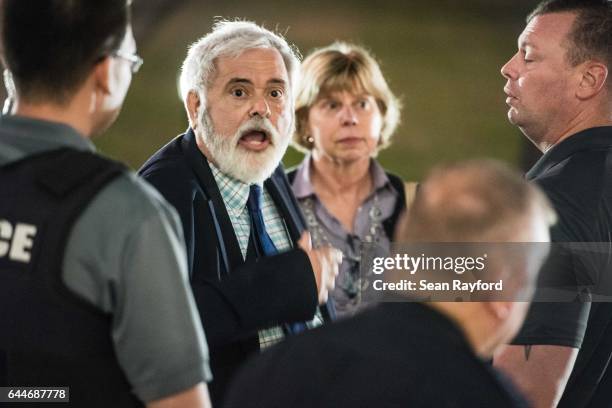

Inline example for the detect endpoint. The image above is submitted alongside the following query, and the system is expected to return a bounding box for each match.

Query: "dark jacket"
[224,302,529,408]
[138,129,319,405]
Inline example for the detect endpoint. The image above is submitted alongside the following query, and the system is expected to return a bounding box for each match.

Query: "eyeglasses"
[112,50,143,74]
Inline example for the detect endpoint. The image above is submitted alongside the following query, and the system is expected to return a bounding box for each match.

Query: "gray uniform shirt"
[0,115,211,402]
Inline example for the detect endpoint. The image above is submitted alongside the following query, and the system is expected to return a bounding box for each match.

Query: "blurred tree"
[2,0,543,172]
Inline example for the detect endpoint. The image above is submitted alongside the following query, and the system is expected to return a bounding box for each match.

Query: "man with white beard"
[139,21,342,407]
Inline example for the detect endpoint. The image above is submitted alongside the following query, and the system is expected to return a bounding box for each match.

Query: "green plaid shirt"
[210,163,322,349]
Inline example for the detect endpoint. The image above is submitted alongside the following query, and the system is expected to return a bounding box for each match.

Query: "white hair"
[178,20,301,108]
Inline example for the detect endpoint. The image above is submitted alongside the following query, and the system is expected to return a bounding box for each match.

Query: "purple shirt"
[291,155,400,318]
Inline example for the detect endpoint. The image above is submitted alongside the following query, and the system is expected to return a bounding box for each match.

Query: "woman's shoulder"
[285,166,298,184]
[285,157,310,185]
[383,170,404,188]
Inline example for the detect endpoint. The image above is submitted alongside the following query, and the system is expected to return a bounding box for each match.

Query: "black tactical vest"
[0,148,143,407]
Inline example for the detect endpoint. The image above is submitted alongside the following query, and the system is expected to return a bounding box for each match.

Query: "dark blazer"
[224,303,529,408]
[139,129,319,405]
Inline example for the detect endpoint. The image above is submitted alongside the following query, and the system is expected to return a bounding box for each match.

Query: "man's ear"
[186,90,201,129]
[485,301,512,320]
[576,61,608,100]
[93,57,112,96]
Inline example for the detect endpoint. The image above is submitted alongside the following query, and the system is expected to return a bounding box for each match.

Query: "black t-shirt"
[513,126,612,408]
[225,302,528,408]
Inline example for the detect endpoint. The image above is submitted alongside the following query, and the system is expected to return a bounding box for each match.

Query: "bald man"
[224,160,555,408]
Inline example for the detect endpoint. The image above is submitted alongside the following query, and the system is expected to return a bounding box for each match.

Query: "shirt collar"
[209,160,253,211]
[526,126,612,180]
[0,114,94,154]
[370,158,396,193]
[291,154,397,199]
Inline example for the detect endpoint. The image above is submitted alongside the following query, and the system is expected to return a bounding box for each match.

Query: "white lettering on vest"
[0,219,13,257]
[0,219,37,263]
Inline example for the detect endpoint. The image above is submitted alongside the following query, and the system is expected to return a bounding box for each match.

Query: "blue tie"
[246,184,307,334]
[246,184,277,256]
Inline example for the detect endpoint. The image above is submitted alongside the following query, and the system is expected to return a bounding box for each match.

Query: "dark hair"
[528,0,612,69]
[1,0,130,104]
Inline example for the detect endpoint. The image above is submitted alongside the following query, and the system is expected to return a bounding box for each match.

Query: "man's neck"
[195,131,216,165]
[14,100,92,138]
[538,106,612,153]
[428,302,495,359]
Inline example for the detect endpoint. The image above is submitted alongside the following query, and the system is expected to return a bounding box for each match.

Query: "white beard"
[197,108,290,184]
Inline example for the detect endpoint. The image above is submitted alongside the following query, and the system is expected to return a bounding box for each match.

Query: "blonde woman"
[288,42,409,318]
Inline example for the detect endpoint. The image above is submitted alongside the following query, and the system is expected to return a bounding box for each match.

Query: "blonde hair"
[293,42,401,152]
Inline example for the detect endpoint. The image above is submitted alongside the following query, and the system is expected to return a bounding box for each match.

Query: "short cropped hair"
[1,0,130,104]
[178,20,300,108]
[528,0,612,71]
[293,42,401,153]
[397,160,556,243]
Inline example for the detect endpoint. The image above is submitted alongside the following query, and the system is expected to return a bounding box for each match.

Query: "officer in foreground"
[0,1,211,406]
